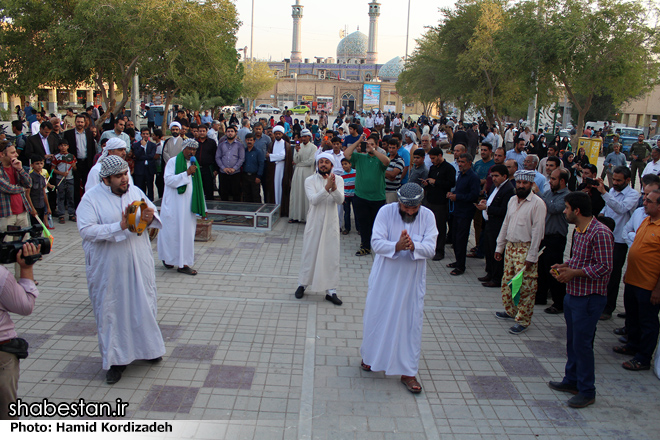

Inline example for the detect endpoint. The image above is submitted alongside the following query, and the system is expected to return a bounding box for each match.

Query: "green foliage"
[241,61,278,111]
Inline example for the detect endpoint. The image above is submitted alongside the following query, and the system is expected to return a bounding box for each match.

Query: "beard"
[318,168,331,176]
[399,207,419,224]
[516,187,532,199]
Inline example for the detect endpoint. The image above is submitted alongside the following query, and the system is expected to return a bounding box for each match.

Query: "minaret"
[291,0,303,63]
[366,1,381,64]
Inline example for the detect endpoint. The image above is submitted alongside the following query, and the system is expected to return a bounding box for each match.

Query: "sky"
[233,0,452,63]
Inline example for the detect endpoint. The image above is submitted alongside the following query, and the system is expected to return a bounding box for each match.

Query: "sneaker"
[294,286,305,299]
[508,324,528,335]
[547,381,579,395]
[495,311,515,320]
[567,394,595,408]
[325,293,343,306]
[613,327,627,336]
[355,247,371,256]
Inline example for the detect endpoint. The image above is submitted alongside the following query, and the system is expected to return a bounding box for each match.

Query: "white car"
[255,104,281,115]
[646,134,660,146]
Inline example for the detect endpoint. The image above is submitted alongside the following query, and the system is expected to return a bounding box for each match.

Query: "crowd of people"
[1,104,660,418]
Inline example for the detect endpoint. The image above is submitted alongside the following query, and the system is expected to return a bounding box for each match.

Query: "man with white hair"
[294,152,345,305]
[360,183,438,394]
[77,155,165,384]
[289,129,317,223]
[85,138,133,192]
[162,121,184,165]
[207,120,220,143]
[158,138,205,276]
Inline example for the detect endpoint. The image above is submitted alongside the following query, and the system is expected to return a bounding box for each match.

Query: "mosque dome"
[336,31,368,63]
[378,56,405,81]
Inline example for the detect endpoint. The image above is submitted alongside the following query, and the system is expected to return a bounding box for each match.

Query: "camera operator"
[0,242,40,420]
[577,164,607,216]
[0,140,32,277]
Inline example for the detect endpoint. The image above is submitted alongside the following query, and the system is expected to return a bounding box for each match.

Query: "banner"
[362,85,380,111]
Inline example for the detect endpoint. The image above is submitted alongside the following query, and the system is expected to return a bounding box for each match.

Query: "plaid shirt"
[565,217,614,296]
[0,165,32,218]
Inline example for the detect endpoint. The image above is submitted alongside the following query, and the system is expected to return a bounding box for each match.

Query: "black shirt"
[576,182,608,216]
[425,160,456,205]
[194,137,218,168]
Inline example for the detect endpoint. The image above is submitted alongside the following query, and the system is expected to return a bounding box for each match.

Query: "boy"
[52,139,77,223]
[409,149,429,185]
[340,158,359,235]
[26,155,51,227]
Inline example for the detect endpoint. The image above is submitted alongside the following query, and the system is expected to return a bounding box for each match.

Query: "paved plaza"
[10,182,660,439]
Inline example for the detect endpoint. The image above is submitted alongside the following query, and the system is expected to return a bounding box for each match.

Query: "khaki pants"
[501,241,538,327]
[0,212,30,279]
[0,351,19,420]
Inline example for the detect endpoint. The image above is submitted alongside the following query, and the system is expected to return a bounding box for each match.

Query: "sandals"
[450,268,464,276]
[360,360,371,371]
[59,217,66,224]
[612,346,637,356]
[177,266,197,276]
[162,261,174,269]
[341,230,349,235]
[446,262,457,268]
[401,375,422,394]
[622,359,650,371]
[288,219,299,224]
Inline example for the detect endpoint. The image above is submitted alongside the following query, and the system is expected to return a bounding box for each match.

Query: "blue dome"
[337,31,368,61]
[378,56,404,81]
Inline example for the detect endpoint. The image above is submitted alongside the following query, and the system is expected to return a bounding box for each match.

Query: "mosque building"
[256,1,424,116]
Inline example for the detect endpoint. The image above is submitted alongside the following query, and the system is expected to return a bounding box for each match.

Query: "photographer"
[0,242,40,420]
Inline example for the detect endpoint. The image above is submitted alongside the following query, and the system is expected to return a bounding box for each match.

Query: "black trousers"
[353,196,385,250]
[73,161,90,207]
[536,234,567,308]
[623,283,660,365]
[452,215,473,271]
[133,173,146,193]
[155,171,164,200]
[200,166,216,201]
[604,242,628,315]
[242,173,262,203]
[144,171,155,201]
[483,220,504,284]
[219,172,242,201]
[423,201,448,257]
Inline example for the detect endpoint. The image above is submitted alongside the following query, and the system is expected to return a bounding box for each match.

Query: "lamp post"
[293,72,298,107]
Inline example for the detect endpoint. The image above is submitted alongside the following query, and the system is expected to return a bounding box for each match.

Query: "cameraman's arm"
[0,244,40,316]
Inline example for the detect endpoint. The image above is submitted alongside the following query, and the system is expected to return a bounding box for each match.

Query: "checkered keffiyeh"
[183,138,199,149]
[100,155,129,178]
[514,170,536,182]
[397,183,424,206]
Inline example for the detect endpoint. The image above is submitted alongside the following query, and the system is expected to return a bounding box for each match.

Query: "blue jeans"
[563,294,607,398]
[624,283,660,365]
[56,178,75,217]
[342,197,359,232]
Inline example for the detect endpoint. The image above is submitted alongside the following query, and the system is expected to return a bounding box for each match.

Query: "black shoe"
[147,357,162,363]
[548,381,579,395]
[478,275,492,282]
[567,394,595,408]
[106,365,126,385]
[618,335,628,344]
[432,253,444,261]
[294,286,305,299]
[613,327,627,336]
[617,312,626,319]
[325,293,343,306]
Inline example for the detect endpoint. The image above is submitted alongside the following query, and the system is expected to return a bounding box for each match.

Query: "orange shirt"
[625,216,660,291]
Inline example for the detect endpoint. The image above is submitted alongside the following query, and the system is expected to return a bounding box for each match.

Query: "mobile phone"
[360,141,367,153]
[585,177,597,186]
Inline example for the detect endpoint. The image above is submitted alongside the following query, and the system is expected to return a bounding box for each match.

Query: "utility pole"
[131,72,139,127]
[250,0,254,61]
[404,0,411,61]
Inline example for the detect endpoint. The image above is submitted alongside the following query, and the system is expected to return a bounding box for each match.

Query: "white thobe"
[360,203,438,376]
[289,142,317,221]
[157,157,196,268]
[270,139,286,205]
[76,183,165,370]
[86,160,134,192]
[298,173,344,292]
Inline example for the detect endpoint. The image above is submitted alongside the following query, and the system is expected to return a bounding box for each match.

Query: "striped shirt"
[342,168,356,197]
[385,155,405,193]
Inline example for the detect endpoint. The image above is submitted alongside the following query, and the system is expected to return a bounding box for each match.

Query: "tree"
[241,61,278,112]
[514,0,660,141]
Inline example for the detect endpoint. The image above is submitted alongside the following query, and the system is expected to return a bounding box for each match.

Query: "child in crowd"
[340,158,359,235]
[52,139,77,223]
[26,155,51,227]
[409,149,429,185]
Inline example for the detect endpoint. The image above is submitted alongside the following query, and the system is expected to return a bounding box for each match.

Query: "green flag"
[508,269,524,307]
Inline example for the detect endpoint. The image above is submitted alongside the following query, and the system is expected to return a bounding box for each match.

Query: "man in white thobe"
[288,129,317,222]
[85,137,133,192]
[158,138,200,275]
[162,122,184,165]
[268,125,287,205]
[360,183,438,394]
[294,153,345,305]
[76,156,165,384]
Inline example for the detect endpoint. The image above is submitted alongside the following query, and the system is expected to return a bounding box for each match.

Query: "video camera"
[0,225,51,265]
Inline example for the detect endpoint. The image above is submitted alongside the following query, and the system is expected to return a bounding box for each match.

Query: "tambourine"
[127,200,149,235]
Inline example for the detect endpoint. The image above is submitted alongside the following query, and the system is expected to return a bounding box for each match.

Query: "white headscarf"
[98,137,126,161]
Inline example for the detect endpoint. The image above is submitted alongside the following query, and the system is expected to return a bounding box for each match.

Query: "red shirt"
[3,166,24,215]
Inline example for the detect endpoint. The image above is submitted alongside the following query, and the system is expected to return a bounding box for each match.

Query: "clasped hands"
[395,229,415,252]
[324,173,337,193]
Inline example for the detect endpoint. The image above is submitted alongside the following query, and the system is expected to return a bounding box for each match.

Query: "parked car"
[290,105,310,115]
[646,134,660,146]
[222,105,242,113]
[605,127,645,159]
[255,104,281,115]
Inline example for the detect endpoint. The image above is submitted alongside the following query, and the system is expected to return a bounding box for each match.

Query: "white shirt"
[75,129,87,159]
[623,206,647,247]
[483,180,506,221]
[31,121,40,135]
[39,133,50,156]
[642,160,660,177]
[600,185,639,244]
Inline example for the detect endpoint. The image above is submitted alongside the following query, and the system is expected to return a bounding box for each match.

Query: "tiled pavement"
[12,198,660,439]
